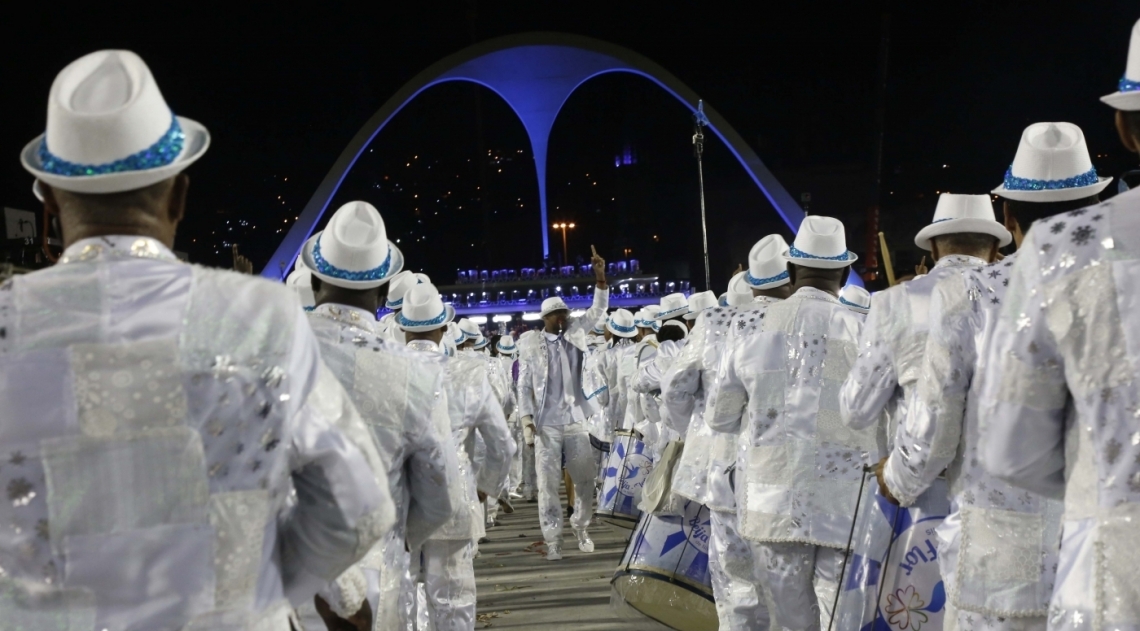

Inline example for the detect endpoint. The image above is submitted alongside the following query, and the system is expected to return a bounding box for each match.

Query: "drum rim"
[615,562,711,596]
[612,567,715,601]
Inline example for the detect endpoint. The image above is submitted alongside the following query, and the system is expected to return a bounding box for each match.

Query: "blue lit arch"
[263,32,806,279]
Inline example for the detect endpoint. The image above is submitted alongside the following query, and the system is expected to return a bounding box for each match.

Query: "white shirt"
[0,236,393,630]
[978,194,1140,627]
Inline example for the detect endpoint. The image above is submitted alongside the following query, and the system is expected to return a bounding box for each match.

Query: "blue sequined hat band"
[655,306,687,319]
[840,296,867,309]
[788,245,854,262]
[1003,166,1100,192]
[1119,77,1140,93]
[397,309,448,328]
[386,297,404,309]
[312,238,392,282]
[745,269,789,287]
[38,114,185,177]
[609,320,636,333]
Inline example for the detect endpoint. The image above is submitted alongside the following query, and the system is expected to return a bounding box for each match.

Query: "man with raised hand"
[517,246,609,560]
[671,234,792,631]
[711,217,878,630]
[3,50,394,630]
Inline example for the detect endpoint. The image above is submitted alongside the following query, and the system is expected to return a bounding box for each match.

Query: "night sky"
[4,2,1135,291]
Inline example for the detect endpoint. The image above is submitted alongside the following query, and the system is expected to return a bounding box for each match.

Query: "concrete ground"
[474,497,674,631]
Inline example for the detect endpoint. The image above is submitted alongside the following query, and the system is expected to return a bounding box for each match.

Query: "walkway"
[474,498,672,630]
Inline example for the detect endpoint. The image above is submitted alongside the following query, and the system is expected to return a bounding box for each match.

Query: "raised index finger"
[591,245,598,258]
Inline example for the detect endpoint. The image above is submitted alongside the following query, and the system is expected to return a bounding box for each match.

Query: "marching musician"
[5,50,396,629]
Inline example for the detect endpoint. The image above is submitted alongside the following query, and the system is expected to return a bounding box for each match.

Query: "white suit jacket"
[839,255,989,449]
[0,236,394,630]
[307,305,455,550]
[711,287,880,548]
[979,194,1140,629]
[517,288,609,424]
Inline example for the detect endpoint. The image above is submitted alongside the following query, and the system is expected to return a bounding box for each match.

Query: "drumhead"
[612,571,717,631]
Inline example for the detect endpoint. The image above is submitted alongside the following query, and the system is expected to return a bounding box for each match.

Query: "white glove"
[522,416,536,445]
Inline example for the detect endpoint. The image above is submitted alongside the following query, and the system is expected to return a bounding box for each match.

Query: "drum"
[611,499,717,631]
[833,476,950,631]
[595,429,653,529]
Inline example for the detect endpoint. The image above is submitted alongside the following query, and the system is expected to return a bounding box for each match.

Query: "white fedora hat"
[914,193,1012,251]
[497,335,518,355]
[301,200,404,289]
[21,50,210,195]
[839,285,871,314]
[591,320,607,335]
[726,271,754,306]
[684,290,717,320]
[634,308,656,328]
[1102,20,1140,111]
[396,282,455,332]
[538,296,570,318]
[606,308,638,338]
[448,322,465,346]
[992,123,1111,202]
[785,216,857,269]
[746,234,792,289]
[653,293,689,320]
[386,271,431,309]
[457,318,481,340]
[472,334,489,350]
[285,266,315,308]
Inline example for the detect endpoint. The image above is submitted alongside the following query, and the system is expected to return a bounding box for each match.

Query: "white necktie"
[558,339,583,421]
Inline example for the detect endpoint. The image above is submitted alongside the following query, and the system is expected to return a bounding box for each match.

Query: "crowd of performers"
[3,18,1140,631]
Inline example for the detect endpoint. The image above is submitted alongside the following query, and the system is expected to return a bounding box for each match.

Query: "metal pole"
[693,100,712,291]
[828,465,872,631]
[562,227,568,266]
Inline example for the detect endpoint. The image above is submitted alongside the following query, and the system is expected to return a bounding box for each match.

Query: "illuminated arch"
[263,32,805,279]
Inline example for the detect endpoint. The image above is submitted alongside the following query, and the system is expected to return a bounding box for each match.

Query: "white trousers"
[752,542,843,631]
[372,530,416,631]
[416,539,477,631]
[709,510,771,631]
[534,423,595,544]
[508,421,524,493]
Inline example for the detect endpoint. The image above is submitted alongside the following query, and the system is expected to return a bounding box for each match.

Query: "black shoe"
[567,504,574,518]
[478,536,490,544]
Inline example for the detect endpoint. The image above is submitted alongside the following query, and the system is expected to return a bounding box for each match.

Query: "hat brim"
[683,311,699,321]
[783,249,858,270]
[992,177,1112,202]
[606,321,638,338]
[301,231,405,290]
[21,116,211,195]
[1101,90,1140,111]
[397,304,455,333]
[652,305,688,321]
[914,217,1013,250]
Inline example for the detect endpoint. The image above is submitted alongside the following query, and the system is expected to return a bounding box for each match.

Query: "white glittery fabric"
[979,191,1140,629]
[0,236,394,630]
[712,287,880,548]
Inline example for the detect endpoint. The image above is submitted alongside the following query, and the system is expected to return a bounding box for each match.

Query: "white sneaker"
[545,543,562,560]
[575,530,594,553]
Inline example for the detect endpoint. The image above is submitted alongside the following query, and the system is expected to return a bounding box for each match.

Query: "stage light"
[492,315,513,323]
[522,313,542,321]
[469,316,488,324]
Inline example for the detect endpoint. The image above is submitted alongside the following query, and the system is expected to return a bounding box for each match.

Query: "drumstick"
[878,232,897,286]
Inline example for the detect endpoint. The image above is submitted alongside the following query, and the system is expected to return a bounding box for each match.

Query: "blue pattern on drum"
[834,478,949,631]
[597,432,653,521]
[618,500,713,591]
